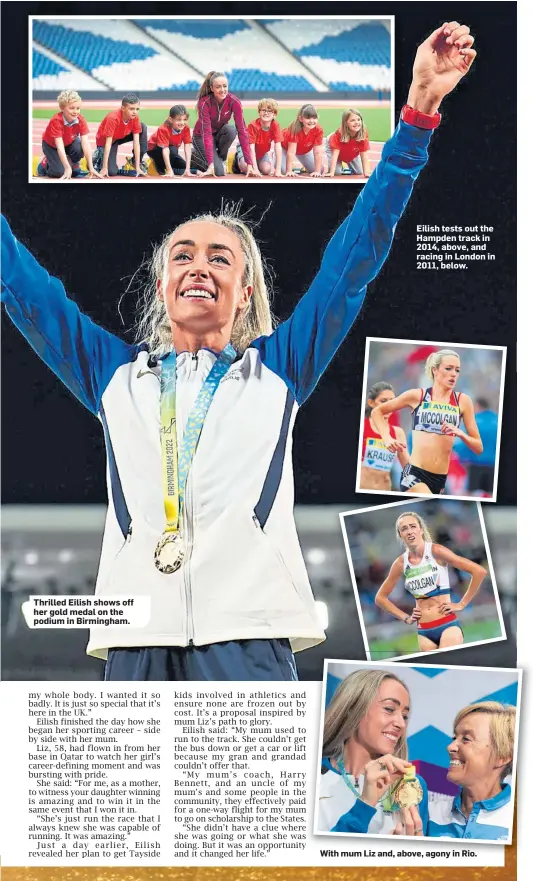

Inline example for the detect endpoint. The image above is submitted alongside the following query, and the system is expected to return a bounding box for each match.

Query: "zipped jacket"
[193,92,253,166]
[1,120,433,659]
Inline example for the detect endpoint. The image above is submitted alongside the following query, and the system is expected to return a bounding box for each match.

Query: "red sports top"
[247,118,282,161]
[148,122,192,151]
[281,124,324,154]
[328,128,370,163]
[42,113,89,147]
[361,418,398,473]
[96,109,142,147]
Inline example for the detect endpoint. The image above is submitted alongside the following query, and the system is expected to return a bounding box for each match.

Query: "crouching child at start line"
[38,90,101,180]
[147,105,195,177]
[93,93,148,178]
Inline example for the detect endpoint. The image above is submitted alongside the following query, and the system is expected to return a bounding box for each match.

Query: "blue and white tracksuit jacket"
[428,783,512,842]
[1,120,433,660]
[317,760,429,835]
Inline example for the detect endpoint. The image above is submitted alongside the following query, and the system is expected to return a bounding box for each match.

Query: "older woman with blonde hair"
[318,669,428,835]
[429,702,515,841]
[372,348,483,495]
[1,22,476,681]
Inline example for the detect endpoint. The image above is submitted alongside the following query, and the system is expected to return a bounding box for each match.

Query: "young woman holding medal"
[429,702,515,840]
[375,511,487,652]
[318,669,427,836]
[371,349,483,495]
[1,22,476,681]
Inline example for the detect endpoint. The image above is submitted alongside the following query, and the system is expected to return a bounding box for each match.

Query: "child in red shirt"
[147,105,194,177]
[280,104,324,177]
[38,90,101,180]
[325,109,371,177]
[234,98,283,177]
[93,93,148,177]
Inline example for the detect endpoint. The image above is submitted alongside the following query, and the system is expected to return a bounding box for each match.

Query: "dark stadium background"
[1,3,517,679]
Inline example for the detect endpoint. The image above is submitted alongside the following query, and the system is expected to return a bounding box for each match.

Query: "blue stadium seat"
[330,83,374,92]
[227,70,313,91]
[33,21,156,73]
[32,49,68,77]
[297,24,391,66]
[167,81,202,91]
[134,20,250,38]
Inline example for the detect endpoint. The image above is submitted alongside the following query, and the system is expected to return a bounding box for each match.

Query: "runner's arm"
[395,426,411,467]
[432,544,487,610]
[372,391,420,450]
[442,393,483,453]
[375,557,416,622]
[254,120,434,404]
[1,216,134,414]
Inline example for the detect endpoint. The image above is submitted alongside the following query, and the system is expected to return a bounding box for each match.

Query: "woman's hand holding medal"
[392,763,425,834]
[360,756,414,807]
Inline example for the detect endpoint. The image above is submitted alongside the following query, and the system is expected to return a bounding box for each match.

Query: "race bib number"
[363,438,396,472]
[415,401,461,433]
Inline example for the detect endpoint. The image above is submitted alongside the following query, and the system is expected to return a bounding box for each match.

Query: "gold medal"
[393,764,423,809]
[154,532,185,574]
[158,345,236,576]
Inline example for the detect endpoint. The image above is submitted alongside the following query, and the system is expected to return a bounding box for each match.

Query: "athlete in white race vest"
[372,349,483,496]
[375,510,487,652]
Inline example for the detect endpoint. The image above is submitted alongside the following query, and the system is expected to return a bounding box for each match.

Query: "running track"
[31,117,384,184]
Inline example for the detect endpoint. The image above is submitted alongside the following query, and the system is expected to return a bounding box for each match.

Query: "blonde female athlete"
[372,349,483,495]
[375,511,487,651]
[2,23,476,681]
[319,669,428,836]
[360,381,410,491]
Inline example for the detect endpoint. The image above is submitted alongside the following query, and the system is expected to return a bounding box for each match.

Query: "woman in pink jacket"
[192,71,258,178]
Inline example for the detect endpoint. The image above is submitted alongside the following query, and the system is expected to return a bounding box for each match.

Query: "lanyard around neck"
[159,345,235,535]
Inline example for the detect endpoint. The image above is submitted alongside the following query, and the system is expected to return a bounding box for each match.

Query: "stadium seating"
[136,19,317,91]
[31,17,391,94]
[265,19,391,92]
[33,20,156,69]
[31,44,108,91]
[32,19,201,90]
[32,48,68,77]
[135,19,250,38]
[298,24,391,66]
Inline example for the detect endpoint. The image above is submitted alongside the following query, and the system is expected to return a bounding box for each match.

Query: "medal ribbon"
[337,755,401,813]
[160,345,236,535]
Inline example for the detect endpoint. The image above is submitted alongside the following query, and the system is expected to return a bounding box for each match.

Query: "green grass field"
[33,106,392,142]
[369,619,502,660]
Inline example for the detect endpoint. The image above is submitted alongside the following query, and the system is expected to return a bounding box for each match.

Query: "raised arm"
[1,216,135,414]
[253,22,476,404]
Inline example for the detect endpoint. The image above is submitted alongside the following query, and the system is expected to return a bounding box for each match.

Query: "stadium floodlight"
[315,600,329,630]
[307,547,327,566]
